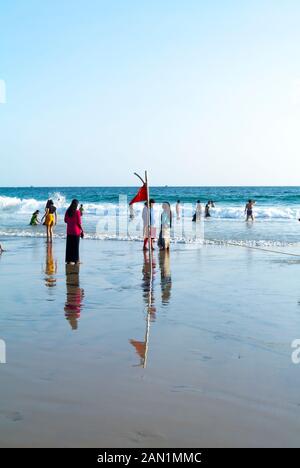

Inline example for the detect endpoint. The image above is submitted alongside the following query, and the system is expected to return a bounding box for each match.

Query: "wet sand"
[1,238,300,447]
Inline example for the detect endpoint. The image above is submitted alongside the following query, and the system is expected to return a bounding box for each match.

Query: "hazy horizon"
[2,184,300,189]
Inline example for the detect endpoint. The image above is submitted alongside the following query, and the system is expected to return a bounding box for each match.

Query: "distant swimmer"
[129,204,134,220]
[79,204,84,216]
[0,244,4,254]
[205,201,211,218]
[176,200,181,220]
[245,199,255,221]
[29,210,40,225]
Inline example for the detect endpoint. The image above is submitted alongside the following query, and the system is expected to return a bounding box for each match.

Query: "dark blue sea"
[0,186,300,245]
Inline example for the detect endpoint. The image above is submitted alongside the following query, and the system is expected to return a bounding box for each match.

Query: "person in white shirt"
[142,199,156,250]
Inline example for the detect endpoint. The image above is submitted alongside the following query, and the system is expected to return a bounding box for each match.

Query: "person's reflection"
[44,243,57,288]
[64,264,84,330]
[159,249,172,305]
[129,251,156,367]
[141,250,156,320]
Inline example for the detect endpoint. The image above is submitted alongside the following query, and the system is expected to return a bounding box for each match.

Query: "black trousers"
[66,235,80,263]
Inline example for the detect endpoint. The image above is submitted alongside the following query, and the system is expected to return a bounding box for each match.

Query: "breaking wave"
[0,194,299,219]
[0,229,298,248]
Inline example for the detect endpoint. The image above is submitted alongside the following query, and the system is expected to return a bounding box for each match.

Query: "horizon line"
[1,184,300,189]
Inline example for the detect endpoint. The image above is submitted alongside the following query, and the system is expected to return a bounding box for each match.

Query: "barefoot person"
[64,199,84,264]
[42,200,57,242]
[142,199,156,250]
[245,199,255,221]
[158,202,172,250]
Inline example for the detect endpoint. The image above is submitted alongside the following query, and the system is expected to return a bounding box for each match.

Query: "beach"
[3,0,300,453]
[1,236,300,447]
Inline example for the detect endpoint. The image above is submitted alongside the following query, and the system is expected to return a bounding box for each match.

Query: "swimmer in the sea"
[29,210,40,225]
[205,201,211,218]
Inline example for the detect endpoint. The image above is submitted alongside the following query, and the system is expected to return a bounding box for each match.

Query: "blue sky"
[1,0,300,186]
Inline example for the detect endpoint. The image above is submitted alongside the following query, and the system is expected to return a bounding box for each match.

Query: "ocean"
[1,186,300,245]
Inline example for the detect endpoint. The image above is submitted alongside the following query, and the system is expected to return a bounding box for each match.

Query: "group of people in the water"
[176,198,253,221]
[28,199,85,263]
[142,199,172,251]
[188,200,216,221]
[139,198,257,252]
[24,197,258,257]
[29,201,84,241]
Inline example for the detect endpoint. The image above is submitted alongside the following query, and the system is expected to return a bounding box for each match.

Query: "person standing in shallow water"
[42,200,57,243]
[205,201,211,218]
[176,200,181,220]
[192,200,202,222]
[245,199,255,221]
[142,199,156,251]
[158,202,172,250]
[64,199,84,264]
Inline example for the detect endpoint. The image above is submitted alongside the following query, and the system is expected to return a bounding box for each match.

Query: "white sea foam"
[0,229,298,248]
[0,195,299,219]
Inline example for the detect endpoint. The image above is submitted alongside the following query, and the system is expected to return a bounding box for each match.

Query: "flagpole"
[130,170,153,368]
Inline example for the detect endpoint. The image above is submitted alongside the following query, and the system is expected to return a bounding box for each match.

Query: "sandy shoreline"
[1,237,300,447]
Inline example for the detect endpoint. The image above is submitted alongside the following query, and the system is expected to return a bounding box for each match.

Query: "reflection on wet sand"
[44,243,57,288]
[64,264,84,330]
[159,249,172,305]
[130,249,173,368]
[130,251,156,368]
[141,251,157,320]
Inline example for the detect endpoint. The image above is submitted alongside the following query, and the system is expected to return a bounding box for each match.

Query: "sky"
[1,0,300,186]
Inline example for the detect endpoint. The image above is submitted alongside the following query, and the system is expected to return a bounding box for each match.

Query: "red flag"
[129,183,147,205]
